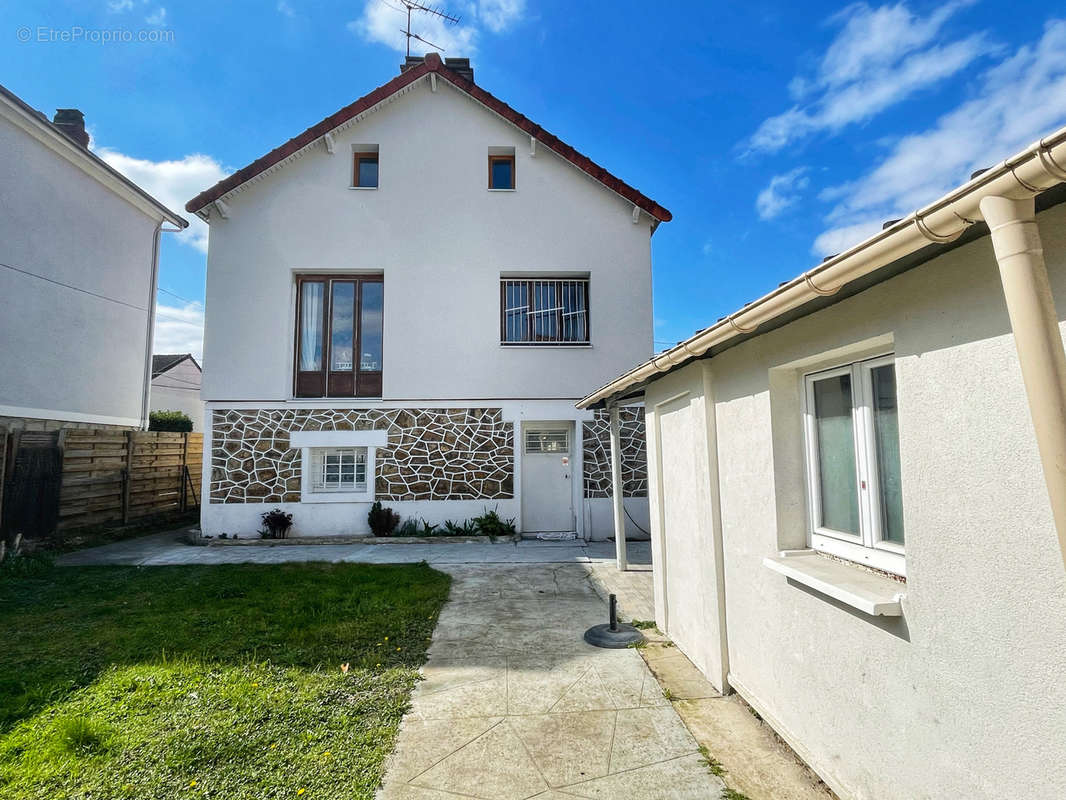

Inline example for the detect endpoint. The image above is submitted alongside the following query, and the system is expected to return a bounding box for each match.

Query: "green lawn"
[0,562,451,800]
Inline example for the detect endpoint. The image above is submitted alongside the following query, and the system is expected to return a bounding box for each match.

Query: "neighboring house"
[187,55,667,538]
[578,129,1066,799]
[0,83,187,432]
[150,354,204,431]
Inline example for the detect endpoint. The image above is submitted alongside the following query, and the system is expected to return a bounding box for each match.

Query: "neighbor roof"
[152,353,201,378]
[185,53,671,224]
[0,83,188,230]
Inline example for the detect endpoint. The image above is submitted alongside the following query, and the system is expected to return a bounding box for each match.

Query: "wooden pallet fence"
[57,431,203,530]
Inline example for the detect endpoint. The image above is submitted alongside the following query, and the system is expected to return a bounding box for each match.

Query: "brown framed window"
[488,154,515,189]
[353,152,379,188]
[295,275,383,397]
[501,278,589,345]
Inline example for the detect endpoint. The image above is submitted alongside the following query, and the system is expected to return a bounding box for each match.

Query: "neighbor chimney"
[53,108,89,147]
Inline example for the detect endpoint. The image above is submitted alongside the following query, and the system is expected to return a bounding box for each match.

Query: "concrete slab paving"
[377,565,727,800]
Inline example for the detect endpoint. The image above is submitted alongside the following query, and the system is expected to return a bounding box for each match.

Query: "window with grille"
[309,447,367,493]
[501,278,589,345]
[525,428,570,454]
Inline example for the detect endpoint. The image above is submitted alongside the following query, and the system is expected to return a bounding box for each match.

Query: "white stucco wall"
[199,75,655,403]
[644,202,1066,800]
[150,358,204,430]
[0,113,160,427]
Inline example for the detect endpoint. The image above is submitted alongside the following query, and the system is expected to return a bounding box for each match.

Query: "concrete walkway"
[378,564,726,800]
[56,530,653,570]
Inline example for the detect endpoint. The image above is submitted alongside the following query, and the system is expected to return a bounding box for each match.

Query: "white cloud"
[748,1,994,153]
[154,303,204,361]
[756,167,810,220]
[277,0,295,18]
[145,7,166,25]
[349,0,524,56]
[107,0,134,12]
[95,148,229,253]
[814,19,1066,256]
[478,0,525,33]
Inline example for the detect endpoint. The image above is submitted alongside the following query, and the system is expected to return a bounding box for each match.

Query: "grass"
[0,561,451,799]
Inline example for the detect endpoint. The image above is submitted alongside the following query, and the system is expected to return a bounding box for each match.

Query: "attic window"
[352,145,379,188]
[488,147,515,190]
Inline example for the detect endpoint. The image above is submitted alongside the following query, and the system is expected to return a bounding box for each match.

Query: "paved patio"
[377,564,725,800]
[56,530,653,571]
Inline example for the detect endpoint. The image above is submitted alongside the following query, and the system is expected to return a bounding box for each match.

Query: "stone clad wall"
[211,408,514,503]
[582,407,647,498]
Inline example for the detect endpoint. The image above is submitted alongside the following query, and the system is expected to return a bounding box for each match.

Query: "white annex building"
[580,128,1066,800]
[188,55,665,538]
[0,83,187,432]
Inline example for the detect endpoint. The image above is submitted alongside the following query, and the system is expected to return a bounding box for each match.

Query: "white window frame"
[292,429,386,503]
[802,354,905,577]
[311,448,368,492]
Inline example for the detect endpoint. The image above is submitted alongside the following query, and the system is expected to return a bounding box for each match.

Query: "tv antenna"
[389,0,461,58]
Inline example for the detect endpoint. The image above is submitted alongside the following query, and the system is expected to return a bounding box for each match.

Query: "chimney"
[444,57,473,82]
[398,54,474,83]
[53,108,89,147]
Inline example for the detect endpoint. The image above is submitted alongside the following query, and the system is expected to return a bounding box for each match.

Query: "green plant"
[721,789,752,800]
[662,688,675,701]
[630,619,657,630]
[0,535,52,578]
[418,519,438,536]
[395,518,419,537]
[698,745,726,777]
[367,501,401,537]
[58,717,112,755]
[471,507,516,539]
[147,410,193,432]
[442,519,479,536]
[260,508,293,539]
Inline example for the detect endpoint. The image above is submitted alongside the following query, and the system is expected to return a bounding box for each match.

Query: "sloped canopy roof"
[185,53,671,223]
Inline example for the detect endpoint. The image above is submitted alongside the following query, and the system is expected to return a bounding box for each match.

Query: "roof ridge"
[184,54,671,223]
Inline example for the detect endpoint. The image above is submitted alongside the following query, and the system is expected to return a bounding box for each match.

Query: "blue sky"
[5,1,1066,359]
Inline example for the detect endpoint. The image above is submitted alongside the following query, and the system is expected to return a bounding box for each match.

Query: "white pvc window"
[803,355,905,576]
[309,447,367,493]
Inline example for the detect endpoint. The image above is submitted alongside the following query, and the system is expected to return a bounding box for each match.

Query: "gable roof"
[185,53,671,224]
[152,353,201,378]
[0,83,188,230]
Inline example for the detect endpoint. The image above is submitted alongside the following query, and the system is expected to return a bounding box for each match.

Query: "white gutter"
[578,126,1066,410]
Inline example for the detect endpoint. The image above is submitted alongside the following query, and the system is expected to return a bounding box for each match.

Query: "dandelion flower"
[297,789,306,796]
[189,780,197,787]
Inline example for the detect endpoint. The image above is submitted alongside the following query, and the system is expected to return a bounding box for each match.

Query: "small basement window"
[488,148,515,190]
[309,447,367,493]
[352,146,379,188]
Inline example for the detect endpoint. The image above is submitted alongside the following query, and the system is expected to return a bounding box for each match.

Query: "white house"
[0,83,188,432]
[579,128,1066,800]
[187,55,667,538]
[150,354,204,431]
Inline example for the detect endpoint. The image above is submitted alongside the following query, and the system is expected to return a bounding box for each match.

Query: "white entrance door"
[521,423,575,534]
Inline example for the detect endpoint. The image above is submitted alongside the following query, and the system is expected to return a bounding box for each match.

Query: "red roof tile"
[185,53,672,223]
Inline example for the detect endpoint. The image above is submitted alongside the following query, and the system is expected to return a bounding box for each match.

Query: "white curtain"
[299,282,323,371]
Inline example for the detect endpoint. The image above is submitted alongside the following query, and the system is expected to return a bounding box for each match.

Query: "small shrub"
[260,508,293,539]
[442,519,479,536]
[395,518,419,537]
[418,519,438,536]
[367,501,400,537]
[0,535,53,578]
[471,507,516,539]
[147,410,193,432]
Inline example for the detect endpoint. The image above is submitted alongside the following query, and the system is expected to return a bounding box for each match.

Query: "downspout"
[140,222,164,430]
[979,195,1066,566]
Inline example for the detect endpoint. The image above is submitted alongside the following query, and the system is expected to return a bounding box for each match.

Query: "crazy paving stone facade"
[582,407,648,498]
[211,408,514,503]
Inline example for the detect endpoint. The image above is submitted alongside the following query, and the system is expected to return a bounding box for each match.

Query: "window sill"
[763,550,905,616]
[349,186,378,190]
[500,343,593,349]
[301,491,374,504]
[488,188,516,192]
